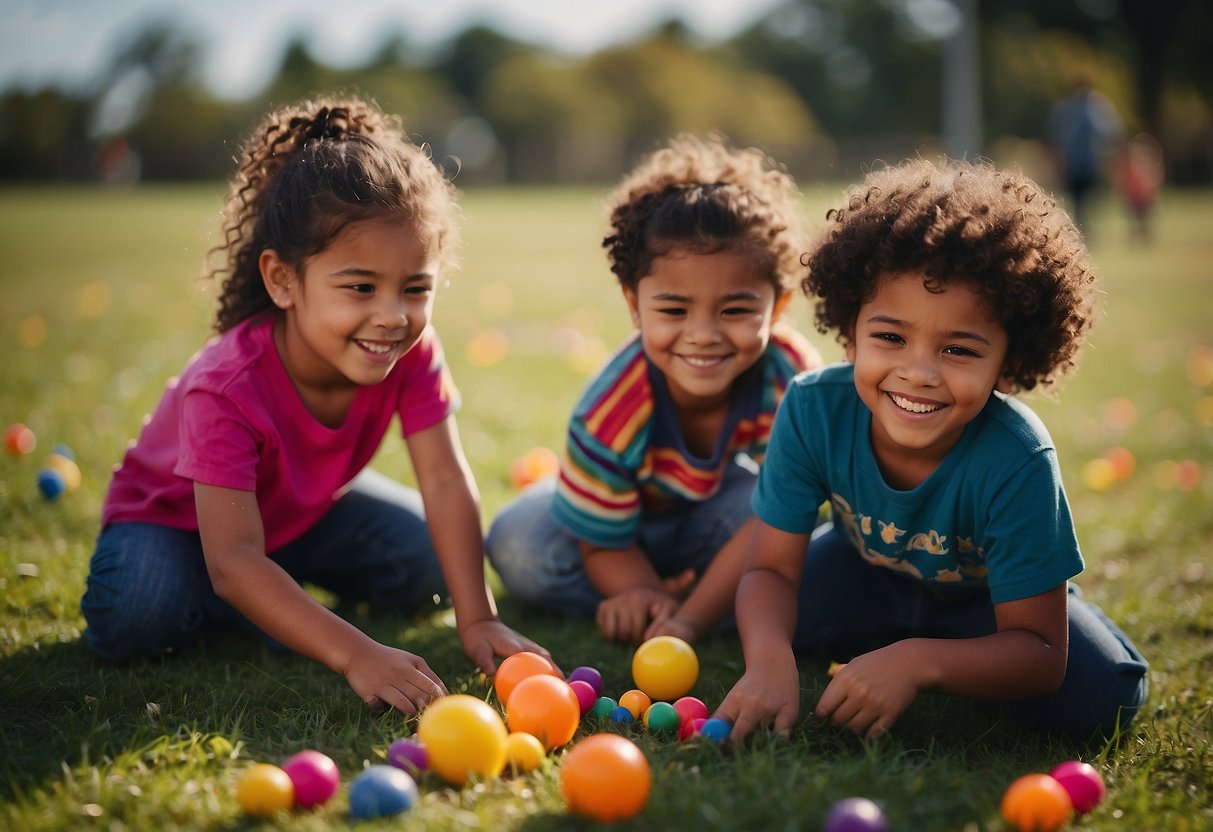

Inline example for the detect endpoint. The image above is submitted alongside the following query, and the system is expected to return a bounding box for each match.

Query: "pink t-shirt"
[102,315,459,551]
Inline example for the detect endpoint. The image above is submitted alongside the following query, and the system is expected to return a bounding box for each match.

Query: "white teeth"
[358,341,394,354]
[891,393,942,413]
[683,356,723,367]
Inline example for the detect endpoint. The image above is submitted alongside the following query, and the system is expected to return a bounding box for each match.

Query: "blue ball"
[36,468,65,500]
[609,705,634,724]
[699,717,731,743]
[823,797,888,832]
[348,765,419,819]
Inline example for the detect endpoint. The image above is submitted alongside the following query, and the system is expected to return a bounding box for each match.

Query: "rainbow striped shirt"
[553,323,818,548]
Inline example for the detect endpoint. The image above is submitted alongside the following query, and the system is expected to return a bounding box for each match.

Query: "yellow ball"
[235,763,295,816]
[504,731,546,775]
[45,454,82,490]
[417,694,508,786]
[632,635,698,701]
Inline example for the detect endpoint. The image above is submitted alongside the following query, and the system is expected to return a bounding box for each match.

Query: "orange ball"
[1001,773,1073,832]
[494,651,559,705]
[506,675,580,750]
[618,689,652,719]
[562,734,651,823]
[5,423,36,456]
[509,446,560,491]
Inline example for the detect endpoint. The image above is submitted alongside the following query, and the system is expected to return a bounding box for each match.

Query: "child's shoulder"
[570,334,652,443]
[179,316,275,396]
[977,393,1056,456]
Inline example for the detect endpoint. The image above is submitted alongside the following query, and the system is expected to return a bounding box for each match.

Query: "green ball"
[591,696,617,719]
[643,701,679,732]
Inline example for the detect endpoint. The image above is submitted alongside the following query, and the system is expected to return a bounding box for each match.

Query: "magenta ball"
[823,797,888,832]
[1050,760,1106,814]
[281,750,340,808]
[566,666,603,696]
[387,738,428,776]
[568,679,597,715]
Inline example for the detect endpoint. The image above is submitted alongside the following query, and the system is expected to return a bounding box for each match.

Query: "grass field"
[1,182,1210,831]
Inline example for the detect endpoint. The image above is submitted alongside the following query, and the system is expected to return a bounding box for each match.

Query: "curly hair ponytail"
[207,97,459,333]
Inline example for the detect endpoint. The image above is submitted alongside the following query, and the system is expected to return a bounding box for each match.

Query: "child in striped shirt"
[486,135,822,643]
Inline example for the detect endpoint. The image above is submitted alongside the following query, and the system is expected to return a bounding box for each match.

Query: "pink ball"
[1050,760,1106,814]
[569,679,598,715]
[281,750,340,808]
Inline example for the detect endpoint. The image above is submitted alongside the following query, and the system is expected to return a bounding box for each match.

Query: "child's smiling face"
[623,246,783,413]
[846,271,1012,488]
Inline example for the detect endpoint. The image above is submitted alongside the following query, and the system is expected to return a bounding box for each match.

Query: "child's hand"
[713,657,801,743]
[643,614,697,644]
[458,618,557,677]
[596,587,680,643]
[813,643,921,739]
[343,640,447,715]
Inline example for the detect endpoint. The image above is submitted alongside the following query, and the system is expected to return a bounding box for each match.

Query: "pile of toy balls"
[235,750,421,820]
[5,424,81,500]
[1001,762,1107,831]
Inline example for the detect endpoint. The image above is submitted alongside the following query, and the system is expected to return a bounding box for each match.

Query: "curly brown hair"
[603,134,806,295]
[207,96,459,333]
[804,158,1097,393]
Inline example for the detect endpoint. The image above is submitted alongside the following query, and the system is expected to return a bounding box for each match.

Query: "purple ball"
[387,738,428,776]
[566,666,603,696]
[823,797,888,832]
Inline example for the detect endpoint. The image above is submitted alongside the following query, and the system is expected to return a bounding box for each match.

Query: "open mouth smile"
[888,392,945,414]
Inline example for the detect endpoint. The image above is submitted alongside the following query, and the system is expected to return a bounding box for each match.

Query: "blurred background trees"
[2,0,1210,185]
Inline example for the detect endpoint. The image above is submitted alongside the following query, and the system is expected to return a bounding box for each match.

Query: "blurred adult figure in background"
[1048,75,1125,237]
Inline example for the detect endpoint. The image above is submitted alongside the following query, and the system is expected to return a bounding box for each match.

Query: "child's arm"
[580,542,693,643]
[195,483,447,713]
[815,585,1069,738]
[407,416,553,674]
[644,516,759,643]
[714,519,809,742]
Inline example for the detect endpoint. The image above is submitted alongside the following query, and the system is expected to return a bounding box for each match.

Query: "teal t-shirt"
[753,363,1083,604]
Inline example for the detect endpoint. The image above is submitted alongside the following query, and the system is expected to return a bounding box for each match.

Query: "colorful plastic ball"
[1049,761,1105,815]
[417,694,508,785]
[1001,773,1073,832]
[504,731,547,775]
[36,468,66,500]
[643,701,680,732]
[387,737,428,777]
[348,765,418,819]
[280,750,339,808]
[822,797,889,832]
[567,665,603,696]
[45,454,81,490]
[569,679,597,715]
[506,674,580,750]
[591,696,617,719]
[619,688,652,719]
[51,442,75,460]
[561,734,652,823]
[610,705,635,724]
[632,635,699,701]
[673,696,709,727]
[698,717,731,743]
[509,446,560,491]
[5,423,36,456]
[235,763,295,816]
[494,651,559,706]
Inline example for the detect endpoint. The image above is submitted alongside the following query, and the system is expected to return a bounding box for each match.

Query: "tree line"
[2,0,1210,185]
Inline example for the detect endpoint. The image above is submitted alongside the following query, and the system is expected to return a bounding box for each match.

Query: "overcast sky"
[1,0,782,99]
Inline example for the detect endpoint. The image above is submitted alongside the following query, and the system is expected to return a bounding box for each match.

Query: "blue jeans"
[486,460,758,616]
[793,524,1150,741]
[81,469,448,661]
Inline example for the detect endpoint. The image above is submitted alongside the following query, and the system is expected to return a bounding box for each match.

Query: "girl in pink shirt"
[81,97,549,712]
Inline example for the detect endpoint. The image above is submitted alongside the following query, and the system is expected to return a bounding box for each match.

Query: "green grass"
[1,182,1211,831]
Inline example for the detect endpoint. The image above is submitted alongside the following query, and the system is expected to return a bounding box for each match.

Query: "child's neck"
[675,399,730,459]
